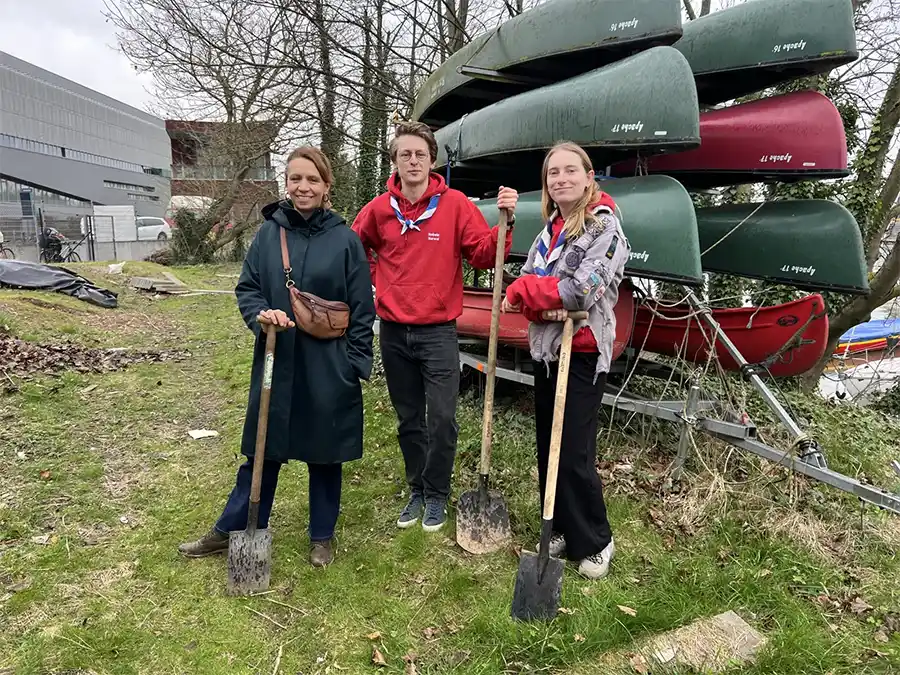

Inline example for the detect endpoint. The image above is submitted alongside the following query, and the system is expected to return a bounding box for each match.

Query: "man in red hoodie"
[352,121,518,532]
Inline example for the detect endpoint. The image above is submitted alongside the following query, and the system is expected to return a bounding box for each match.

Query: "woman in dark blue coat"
[179,146,375,567]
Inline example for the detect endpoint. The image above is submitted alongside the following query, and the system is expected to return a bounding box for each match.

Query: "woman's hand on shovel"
[501,297,520,314]
[541,308,568,321]
[258,309,295,331]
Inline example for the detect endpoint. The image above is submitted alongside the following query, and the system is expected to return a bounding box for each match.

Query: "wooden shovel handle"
[540,309,588,321]
[250,322,278,506]
[541,311,586,521]
[478,209,510,477]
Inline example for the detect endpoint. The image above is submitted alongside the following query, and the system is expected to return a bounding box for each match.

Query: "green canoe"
[435,46,700,196]
[697,200,869,294]
[412,0,683,127]
[675,0,858,105]
[475,175,703,285]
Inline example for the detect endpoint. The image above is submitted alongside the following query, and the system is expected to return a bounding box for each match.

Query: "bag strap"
[280,227,295,288]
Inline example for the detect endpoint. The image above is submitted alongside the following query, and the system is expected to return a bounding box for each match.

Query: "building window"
[0,176,90,207]
[127,193,160,202]
[104,180,155,193]
[0,133,169,177]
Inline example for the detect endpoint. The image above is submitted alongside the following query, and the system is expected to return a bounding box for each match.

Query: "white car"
[136,216,173,241]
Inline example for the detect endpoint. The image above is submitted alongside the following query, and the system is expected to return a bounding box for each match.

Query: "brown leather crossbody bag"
[280,227,350,339]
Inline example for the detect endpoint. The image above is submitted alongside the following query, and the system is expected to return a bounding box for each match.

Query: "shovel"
[456,209,512,555]
[511,309,588,621]
[227,316,279,596]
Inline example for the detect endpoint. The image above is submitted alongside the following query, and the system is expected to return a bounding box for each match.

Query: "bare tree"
[104,0,314,259]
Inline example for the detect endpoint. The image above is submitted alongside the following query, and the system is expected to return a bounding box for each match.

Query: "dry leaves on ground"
[629,653,650,674]
[0,336,189,382]
[372,647,387,667]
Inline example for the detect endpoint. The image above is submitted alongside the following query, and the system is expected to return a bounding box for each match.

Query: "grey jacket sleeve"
[558,214,630,311]
[521,231,542,275]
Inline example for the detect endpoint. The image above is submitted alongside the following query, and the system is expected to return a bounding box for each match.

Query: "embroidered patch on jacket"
[565,251,581,268]
[605,234,620,260]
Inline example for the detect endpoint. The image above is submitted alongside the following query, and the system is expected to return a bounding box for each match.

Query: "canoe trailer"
[376,287,900,517]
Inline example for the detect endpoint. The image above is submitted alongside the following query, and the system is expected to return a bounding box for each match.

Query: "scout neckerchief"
[533,212,566,277]
[532,201,616,277]
[390,193,440,235]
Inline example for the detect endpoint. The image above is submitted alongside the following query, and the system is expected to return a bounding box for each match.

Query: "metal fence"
[0,200,164,263]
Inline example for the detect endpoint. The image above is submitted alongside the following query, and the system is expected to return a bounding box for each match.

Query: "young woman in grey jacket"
[502,142,630,579]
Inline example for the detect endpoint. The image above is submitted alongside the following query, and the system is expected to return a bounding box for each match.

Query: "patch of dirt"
[0,294,185,344]
[16,297,89,315]
[0,336,190,385]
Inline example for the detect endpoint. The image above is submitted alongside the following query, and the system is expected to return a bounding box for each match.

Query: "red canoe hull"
[458,283,635,360]
[612,91,848,188]
[630,294,829,377]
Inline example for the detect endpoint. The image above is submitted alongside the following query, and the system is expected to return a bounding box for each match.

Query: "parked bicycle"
[39,227,86,264]
[0,230,14,260]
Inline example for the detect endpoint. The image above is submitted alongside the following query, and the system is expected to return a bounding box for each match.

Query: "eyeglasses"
[398,150,429,162]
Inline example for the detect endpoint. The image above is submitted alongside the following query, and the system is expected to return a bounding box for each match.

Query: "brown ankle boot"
[309,539,334,567]
[178,527,229,557]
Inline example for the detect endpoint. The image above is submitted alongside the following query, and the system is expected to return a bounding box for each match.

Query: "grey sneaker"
[397,492,425,529]
[422,498,447,532]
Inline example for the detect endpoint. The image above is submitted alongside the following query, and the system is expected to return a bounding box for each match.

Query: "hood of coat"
[262,199,346,235]
[385,171,448,210]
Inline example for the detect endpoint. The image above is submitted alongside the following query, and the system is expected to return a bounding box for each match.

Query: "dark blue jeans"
[214,458,343,542]
[379,320,460,501]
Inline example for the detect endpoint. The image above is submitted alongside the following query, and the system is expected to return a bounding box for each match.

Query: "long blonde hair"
[540,142,601,239]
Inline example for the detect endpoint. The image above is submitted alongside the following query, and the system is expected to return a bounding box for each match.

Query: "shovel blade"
[226,528,272,596]
[511,550,564,621]
[456,487,512,554]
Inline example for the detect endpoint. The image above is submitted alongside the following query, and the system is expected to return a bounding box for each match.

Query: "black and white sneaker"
[577,538,615,579]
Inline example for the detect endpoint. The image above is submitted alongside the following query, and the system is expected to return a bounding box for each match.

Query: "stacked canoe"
[412,0,866,377]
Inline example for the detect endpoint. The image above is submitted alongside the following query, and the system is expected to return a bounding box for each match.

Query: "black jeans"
[379,320,460,501]
[214,458,343,542]
[534,354,613,561]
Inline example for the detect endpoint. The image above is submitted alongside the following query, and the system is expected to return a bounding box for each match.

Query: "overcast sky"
[0,0,155,112]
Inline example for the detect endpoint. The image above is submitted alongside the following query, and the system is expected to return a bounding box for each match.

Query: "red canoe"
[458,282,635,359]
[630,294,829,377]
[611,91,848,189]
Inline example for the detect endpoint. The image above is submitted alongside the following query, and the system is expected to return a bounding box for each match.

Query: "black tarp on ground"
[0,260,118,308]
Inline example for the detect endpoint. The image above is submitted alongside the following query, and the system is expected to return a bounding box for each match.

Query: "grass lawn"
[2,261,899,674]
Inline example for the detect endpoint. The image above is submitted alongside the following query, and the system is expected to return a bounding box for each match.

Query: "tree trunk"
[355,7,382,211]
[314,0,341,160]
[444,0,469,56]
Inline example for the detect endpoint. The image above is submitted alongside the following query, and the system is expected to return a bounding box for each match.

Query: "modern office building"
[0,49,172,219]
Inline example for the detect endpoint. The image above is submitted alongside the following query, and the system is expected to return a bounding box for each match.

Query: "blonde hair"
[285,146,334,208]
[540,142,601,239]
